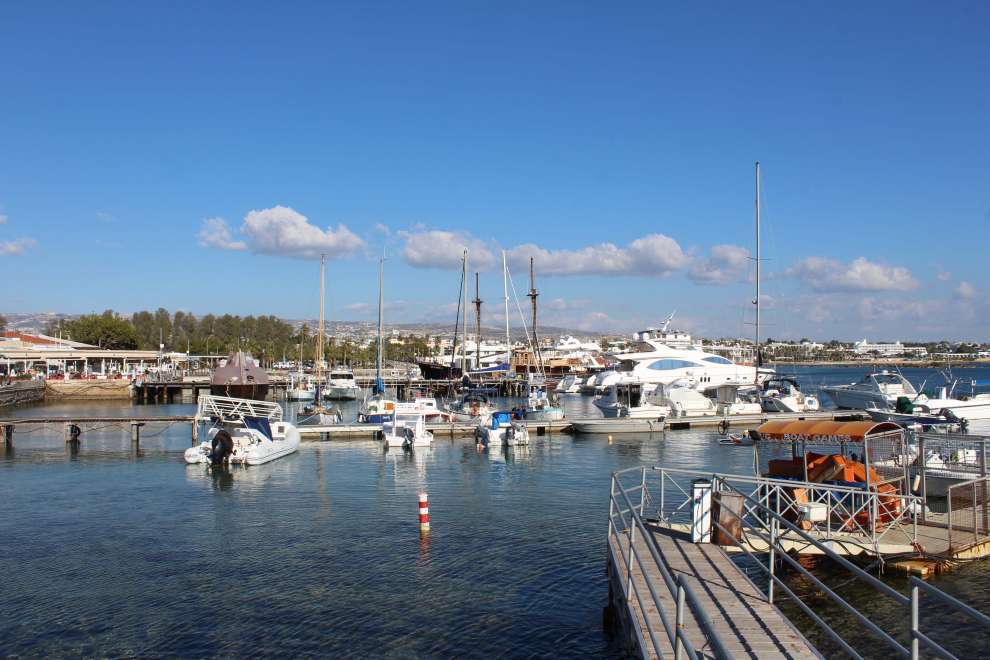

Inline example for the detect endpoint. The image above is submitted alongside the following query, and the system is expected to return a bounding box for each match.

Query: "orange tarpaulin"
[756,420,901,444]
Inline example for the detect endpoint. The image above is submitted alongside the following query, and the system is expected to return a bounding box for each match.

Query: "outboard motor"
[403,426,415,449]
[209,429,234,465]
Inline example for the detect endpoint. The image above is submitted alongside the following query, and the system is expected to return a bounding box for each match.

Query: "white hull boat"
[761,377,821,413]
[571,418,666,434]
[555,375,584,394]
[477,412,530,447]
[325,369,362,400]
[382,404,433,449]
[186,395,300,466]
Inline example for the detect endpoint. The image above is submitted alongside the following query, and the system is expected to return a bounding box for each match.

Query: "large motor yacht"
[821,371,919,410]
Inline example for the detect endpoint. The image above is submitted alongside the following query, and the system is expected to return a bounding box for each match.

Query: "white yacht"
[477,411,530,448]
[325,368,362,400]
[185,395,300,466]
[608,322,758,392]
[761,377,821,413]
[593,381,669,420]
[382,405,433,449]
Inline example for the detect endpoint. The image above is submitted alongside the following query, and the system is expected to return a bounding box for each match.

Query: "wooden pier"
[608,525,817,659]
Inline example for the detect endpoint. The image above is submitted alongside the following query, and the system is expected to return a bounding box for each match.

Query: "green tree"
[0,313,6,334]
[63,310,140,349]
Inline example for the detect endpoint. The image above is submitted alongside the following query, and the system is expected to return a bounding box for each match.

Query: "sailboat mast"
[461,250,468,375]
[376,253,384,386]
[473,272,482,373]
[528,257,540,376]
[754,160,761,386]
[502,250,510,368]
[317,254,325,384]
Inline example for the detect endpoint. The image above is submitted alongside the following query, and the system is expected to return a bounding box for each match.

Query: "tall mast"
[376,251,384,391]
[461,250,468,375]
[502,250,510,368]
[472,272,482,373]
[754,160,761,385]
[527,257,541,376]
[317,254,325,384]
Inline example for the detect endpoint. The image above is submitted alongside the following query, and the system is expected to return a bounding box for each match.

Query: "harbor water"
[2,365,989,656]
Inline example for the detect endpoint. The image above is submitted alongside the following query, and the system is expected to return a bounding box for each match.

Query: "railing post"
[918,435,927,523]
[626,494,637,597]
[608,476,616,538]
[640,466,647,516]
[948,483,955,551]
[974,483,979,548]
[768,514,777,605]
[659,470,666,522]
[674,581,686,660]
[910,583,920,660]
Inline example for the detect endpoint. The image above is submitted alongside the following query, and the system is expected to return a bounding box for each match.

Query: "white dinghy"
[185,395,300,466]
[477,411,530,448]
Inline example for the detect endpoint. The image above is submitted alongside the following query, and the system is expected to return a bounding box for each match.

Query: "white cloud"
[506,234,689,277]
[546,298,591,311]
[955,281,977,300]
[688,244,750,285]
[786,256,918,292]
[0,237,37,256]
[0,213,7,225]
[343,300,408,314]
[242,206,365,260]
[400,229,496,270]
[197,217,247,250]
[96,211,114,223]
[937,271,952,282]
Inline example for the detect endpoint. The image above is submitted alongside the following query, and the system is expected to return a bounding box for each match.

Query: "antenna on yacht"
[753,160,761,387]
[473,272,482,373]
[660,311,675,333]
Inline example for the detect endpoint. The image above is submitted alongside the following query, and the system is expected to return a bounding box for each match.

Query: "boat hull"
[210,384,269,400]
[571,418,665,434]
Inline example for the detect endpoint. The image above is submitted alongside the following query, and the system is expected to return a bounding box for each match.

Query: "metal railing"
[946,475,990,551]
[653,467,922,556]
[618,465,990,660]
[196,394,283,424]
[608,467,731,659]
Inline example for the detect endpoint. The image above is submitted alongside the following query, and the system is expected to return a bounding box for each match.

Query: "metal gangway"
[607,465,990,659]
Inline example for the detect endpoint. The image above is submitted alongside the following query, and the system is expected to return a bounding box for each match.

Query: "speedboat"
[821,371,918,410]
[325,368,362,400]
[761,377,821,413]
[382,405,433,448]
[555,374,584,394]
[185,395,300,466]
[477,411,530,447]
[444,392,495,422]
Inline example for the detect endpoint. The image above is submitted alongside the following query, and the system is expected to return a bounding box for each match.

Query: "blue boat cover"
[244,416,273,441]
[492,411,512,428]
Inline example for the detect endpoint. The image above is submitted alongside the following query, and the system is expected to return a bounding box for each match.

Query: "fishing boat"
[358,253,397,423]
[382,404,433,448]
[210,351,269,400]
[761,376,821,413]
[185,394,300,466]
[325,367,362,400]
[476,411,529,448]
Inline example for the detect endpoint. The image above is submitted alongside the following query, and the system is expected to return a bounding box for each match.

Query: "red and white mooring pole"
[418,492,430,532]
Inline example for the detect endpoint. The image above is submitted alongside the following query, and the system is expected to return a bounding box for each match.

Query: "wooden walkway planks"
[610,526,818,659]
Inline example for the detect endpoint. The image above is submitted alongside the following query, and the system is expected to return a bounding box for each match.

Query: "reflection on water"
[1,364,989,657]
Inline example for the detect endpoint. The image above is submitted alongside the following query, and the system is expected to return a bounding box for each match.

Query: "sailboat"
[298,255,343,426]
[358,253,397,423]
[286,338,316,401]
[444,250,496,422]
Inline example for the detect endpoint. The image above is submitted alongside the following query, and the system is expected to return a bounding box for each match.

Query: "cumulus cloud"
[688,244,750,285]
[197,217,247,250]
[400,229,496,270]
[242,206,364,260]
[0,237,37,256]
[785,256,918,292]
[506,234,689,277]
[955,281,977,300]
[196,206,364,260]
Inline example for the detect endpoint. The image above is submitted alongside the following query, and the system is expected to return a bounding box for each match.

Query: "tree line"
[42,309,431,366]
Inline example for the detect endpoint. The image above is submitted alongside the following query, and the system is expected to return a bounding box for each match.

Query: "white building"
[853,339,927,357]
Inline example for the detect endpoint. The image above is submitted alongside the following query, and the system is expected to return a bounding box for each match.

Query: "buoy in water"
[418,492,430,532]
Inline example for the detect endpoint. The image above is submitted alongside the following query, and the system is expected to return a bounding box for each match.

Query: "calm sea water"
[1,365,988,657]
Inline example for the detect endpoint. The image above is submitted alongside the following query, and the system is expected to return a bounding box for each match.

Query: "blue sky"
[1,2,987,340]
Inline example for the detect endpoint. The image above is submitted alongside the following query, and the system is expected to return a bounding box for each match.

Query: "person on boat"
[209,429,234,465]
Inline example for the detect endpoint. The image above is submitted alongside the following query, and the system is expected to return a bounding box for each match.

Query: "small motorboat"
[186,395,300,466]
[524,384,565,421]
[383,405,433,449]
[719,432,755,447]
[477,411,530,448]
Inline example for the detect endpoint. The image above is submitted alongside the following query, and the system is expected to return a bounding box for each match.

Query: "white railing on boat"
[196,394,283,424]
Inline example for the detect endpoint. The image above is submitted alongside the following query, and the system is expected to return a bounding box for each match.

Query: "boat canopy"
[756,420,901,444]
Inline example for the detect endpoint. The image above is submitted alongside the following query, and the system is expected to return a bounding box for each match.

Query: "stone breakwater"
[0,381,45,408]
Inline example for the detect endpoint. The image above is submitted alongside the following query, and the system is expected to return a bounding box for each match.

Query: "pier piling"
[130,422,145,447]
[2,424,12,448]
